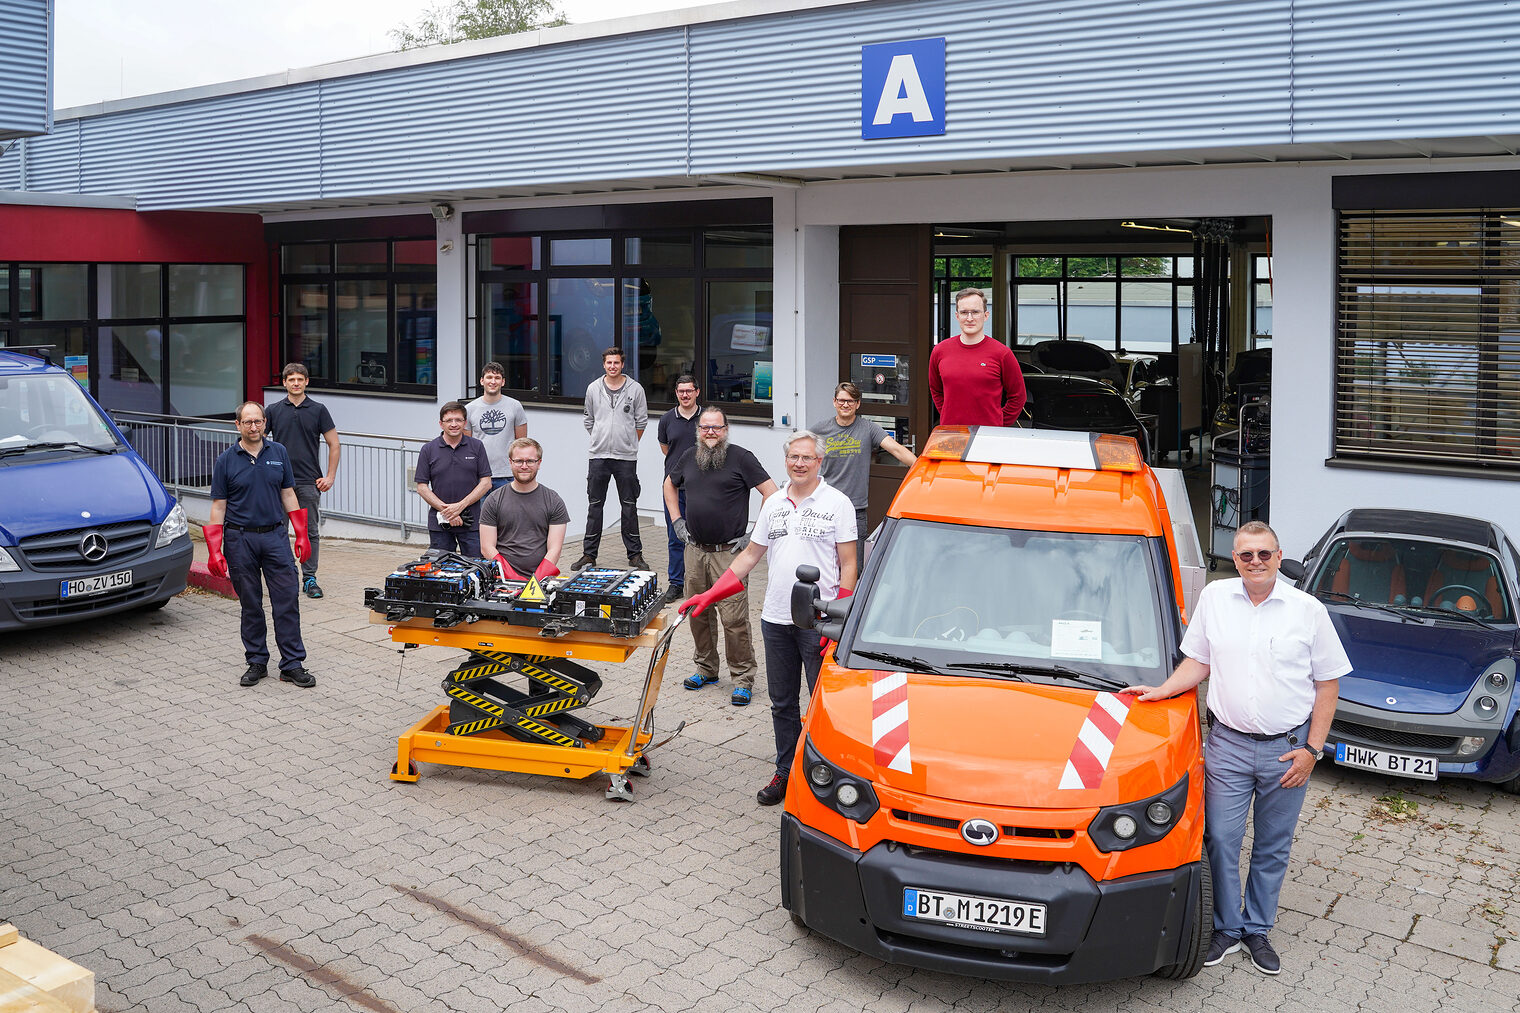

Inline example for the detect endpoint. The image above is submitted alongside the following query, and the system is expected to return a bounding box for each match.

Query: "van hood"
[0,452,170,543]
[809,667,1197,808]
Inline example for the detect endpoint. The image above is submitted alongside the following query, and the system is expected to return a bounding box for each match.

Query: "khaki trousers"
[684,543,757,689]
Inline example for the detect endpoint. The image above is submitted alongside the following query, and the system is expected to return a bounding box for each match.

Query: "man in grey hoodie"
[576,347,650,570]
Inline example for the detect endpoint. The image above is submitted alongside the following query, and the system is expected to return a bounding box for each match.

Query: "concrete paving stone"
[1329,894,1417,940]
[1408,914,1501,964]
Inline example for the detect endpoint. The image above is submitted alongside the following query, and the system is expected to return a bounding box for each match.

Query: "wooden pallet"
[0,925,94,1013]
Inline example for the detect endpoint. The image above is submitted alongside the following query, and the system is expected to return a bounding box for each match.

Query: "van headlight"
[0,547,19,572]
[801,738,879,824]
[1089,774,1189,852]
[155,504,189,547]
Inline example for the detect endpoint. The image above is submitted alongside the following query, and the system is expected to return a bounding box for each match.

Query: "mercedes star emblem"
[79,531,109,562]
[960,818,1000,847]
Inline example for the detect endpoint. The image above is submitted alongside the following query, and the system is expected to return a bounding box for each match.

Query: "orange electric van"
[783,425,1208,984]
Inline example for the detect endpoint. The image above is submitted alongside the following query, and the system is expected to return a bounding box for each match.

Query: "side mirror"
[791,565,822,629]
[1280,558,1307,582]
[817,595,855,643]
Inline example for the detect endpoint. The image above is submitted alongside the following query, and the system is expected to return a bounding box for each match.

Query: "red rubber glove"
[533,559,560,581]
[204,524,228,579]
[494,554,524,581]
[288,509,311,564]
[822,586,853,652]
[680,569,744,617]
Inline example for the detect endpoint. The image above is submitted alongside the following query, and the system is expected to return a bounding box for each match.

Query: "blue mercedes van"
[0,347,192,631]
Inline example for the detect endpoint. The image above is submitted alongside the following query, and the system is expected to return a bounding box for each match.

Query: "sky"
[53,0,716,109]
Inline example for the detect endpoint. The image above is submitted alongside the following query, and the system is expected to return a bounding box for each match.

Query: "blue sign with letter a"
[861,37,946,140]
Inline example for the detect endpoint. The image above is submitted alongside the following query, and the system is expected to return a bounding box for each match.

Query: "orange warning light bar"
[923,426,972,460]
[1093,434,1143,472]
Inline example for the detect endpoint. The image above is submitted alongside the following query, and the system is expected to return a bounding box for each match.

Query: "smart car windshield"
[0,375,122,455]
[1308,536,1513,624]
[847,520,1171,686]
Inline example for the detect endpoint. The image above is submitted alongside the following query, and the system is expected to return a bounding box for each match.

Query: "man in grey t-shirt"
[479,437,570,581]
[467,361,529,490]
[811,381,916,540]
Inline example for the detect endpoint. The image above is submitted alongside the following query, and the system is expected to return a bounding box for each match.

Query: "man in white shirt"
[1124,520,1350,975]
[679,430,857,806]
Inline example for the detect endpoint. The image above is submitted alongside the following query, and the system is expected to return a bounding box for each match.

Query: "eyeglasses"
[698,424,727,432]
[510,458,540,465]
[956,308,986,317]
[833,398,860,406]
[1234,549,1278,563]
[785,454,819,464]
[237,418,264,426]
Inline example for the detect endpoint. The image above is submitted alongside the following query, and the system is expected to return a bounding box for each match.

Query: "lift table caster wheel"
[628,755,652,777]
[390,760,420,782]
[606,772,635,802]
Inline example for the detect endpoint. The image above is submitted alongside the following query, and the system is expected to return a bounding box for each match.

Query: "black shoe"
[239,663,268,687]
[1203,935,1241,967]
[757,771,787,806]
[1242,934,1280,974]
[572,554,596,570]
[279,667,316,688]
[628,553,649,571]
[303,576,324,599]
[665,584,685,604]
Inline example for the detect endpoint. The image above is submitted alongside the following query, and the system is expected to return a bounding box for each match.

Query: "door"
[838,225,933,532]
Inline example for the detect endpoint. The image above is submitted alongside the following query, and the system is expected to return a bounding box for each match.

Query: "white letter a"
[872,54,933,125]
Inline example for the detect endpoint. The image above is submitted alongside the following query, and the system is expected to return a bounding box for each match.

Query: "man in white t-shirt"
[679,430,857,806]
[466,361,529,490]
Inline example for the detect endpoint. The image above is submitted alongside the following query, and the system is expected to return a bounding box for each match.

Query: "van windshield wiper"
[1315,590,1417,622]
[0,441,116,458]
[849,649,941,674]
[942,660,1130,691]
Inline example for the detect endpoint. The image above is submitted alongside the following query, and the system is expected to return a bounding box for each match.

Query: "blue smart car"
[0,347,192,630]
[1294,509,1520,792]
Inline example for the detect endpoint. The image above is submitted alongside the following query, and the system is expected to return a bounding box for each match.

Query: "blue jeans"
[491,476,511,491]
[224,526,306,671]
[1204,719,1311,940]
[663,488,686,586]
[761,619,824,775]
[429,526,481,557]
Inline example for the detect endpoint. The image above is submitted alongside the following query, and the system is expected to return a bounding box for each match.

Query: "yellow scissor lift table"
[377,609,686,801]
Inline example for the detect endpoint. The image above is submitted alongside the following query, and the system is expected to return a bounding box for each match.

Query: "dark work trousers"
[429,525,482,557]
[583,458,642,560]
[761,619,824,775]
[663,488,687,587]
[293,483,321,579]
[225,527,306,671]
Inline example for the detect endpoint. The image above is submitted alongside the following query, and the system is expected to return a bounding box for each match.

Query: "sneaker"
[665,583,685,604]
[572,554,596,571]
[1203,935,1241,967]
[1242,934,1280,975]
[683,671,719,690]
[239,663,268,687]
[756,771,787,806]
[303,576,323,599]
[279,667,316,688]
[731,687,752,706]
[628,553,650,571]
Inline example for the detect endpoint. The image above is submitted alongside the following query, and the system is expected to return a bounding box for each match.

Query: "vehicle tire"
[1154,851,1212,979]
[141,598,170,611]
[1497,771,1520,794]
[789,909,807,929]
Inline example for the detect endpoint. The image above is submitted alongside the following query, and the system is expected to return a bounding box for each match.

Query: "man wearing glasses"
[663,407,778,706]
[679,431,856,805]
[812,381,917,540]
[1122,521,1349,975]
[205,401,315,689]
[656,374,704,600]
[928,288,1027,427]
[479,437,569,583]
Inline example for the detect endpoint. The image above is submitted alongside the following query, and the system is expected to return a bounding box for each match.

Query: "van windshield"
[848,519,1171,686]
[0,375,122,454]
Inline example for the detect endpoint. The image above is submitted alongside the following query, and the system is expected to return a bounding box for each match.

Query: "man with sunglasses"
[664,407,778,706]
[1122,521,1349,975]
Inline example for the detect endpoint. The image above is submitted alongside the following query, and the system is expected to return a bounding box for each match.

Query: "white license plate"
[903,887,1047,936]
[61,570,133,599]
[1335,742,1438,780]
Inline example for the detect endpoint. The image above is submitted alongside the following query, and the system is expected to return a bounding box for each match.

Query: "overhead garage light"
[699,173,805,189]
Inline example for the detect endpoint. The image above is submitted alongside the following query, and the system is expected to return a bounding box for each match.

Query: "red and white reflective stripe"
[871,670,912,774]
[1058,692,1134,789]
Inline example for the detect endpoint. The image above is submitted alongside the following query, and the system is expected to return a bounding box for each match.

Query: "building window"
[0,262,245,418]
[1006,255,1195,354]
[280,239,437,393]
[477,227,772,412]
[1334,209,1520,472]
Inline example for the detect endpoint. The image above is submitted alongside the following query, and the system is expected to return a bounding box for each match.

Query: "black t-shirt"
[669,444,772,544]
[657,407,701,477]
[264,396,335,484]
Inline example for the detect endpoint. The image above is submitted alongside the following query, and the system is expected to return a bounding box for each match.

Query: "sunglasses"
[1234,549,1278,563]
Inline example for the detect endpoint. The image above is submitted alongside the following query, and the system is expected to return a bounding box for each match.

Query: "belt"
[693,541,740,553]
[226,522,282,534]
[1209,712,1303,743]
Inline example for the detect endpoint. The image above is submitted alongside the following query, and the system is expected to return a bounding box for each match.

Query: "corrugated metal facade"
[8,0,1520,205]
[0,0,52,141]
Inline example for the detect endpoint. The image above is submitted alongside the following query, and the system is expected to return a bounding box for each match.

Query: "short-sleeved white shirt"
[1181,577,1352,735]
[752,478,858,625]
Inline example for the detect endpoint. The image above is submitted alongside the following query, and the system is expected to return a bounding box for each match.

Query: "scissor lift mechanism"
[379,611,686,801]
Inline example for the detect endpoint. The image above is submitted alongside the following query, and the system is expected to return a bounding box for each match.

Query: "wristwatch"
[1305,743,1326,761]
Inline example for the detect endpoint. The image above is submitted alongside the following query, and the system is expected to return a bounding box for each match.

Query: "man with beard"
[663,407,778,706]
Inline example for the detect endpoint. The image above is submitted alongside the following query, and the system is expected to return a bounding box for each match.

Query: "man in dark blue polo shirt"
[264,363,340,600]
[414,401,493,557]
[205,401,314,688]
[656,374,701,600]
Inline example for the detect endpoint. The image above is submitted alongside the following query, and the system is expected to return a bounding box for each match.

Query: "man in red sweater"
[929,288,1027,426]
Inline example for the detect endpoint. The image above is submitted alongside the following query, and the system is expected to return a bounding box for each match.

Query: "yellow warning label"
[514,718,578,746]
[450,717,504,736]
[525,697,579,717]
[446,685,505,717]
[519,577,547,604]
[599,604,612,618]
[451,661,508,682]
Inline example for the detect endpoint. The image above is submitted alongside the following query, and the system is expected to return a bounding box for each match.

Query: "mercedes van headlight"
[0,547,19,572]
[155,504,189,547]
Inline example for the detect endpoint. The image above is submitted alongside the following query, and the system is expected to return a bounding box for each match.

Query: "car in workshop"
[1021,373,1153,462]
[1292,509,1520,791]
